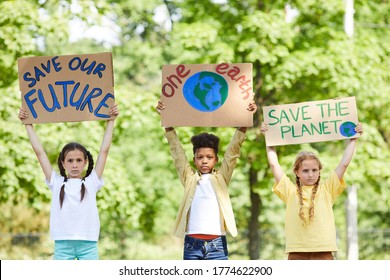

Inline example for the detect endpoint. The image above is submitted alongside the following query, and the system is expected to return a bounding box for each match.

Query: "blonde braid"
[295,177,306,225]
[308,175,320,223]
[296,175,321,225]
[293,151,323,226]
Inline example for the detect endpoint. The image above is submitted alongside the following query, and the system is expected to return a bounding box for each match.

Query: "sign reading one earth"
[160,63,254,127]
[18,52,115,124]
[262,96,360,146]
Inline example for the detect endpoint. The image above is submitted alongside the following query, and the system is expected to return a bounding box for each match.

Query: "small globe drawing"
[339,121,357,137]
[183,71,228,112]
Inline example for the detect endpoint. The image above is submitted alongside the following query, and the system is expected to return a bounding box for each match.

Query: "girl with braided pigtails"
[19,104,119,260]
[260,121,363,260]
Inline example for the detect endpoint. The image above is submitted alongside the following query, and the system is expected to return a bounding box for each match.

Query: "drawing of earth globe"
[339,121,357,137]
[183,71,228,112]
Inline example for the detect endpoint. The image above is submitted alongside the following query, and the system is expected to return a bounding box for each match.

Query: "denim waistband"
[184,235,226,245]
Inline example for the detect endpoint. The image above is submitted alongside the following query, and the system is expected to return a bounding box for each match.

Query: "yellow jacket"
[165,129,246,238]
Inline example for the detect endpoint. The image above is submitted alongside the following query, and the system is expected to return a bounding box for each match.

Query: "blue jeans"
[54,240,98,260]
[183,235,228,260]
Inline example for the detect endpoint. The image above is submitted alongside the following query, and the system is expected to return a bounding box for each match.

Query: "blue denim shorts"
[54,240,98,260]
[183,235,228,260]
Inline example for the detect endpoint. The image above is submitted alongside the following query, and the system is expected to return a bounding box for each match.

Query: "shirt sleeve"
[219,129,246,183]
[164,129,193,187]
[45,170,62,192]
[272,173,292,204]
[323,170,347,203]
[86,169,104,192]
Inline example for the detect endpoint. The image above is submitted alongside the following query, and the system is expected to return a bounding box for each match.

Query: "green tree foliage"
[0,0,108,204]
[1,0,389,260]
[151,0,390,259]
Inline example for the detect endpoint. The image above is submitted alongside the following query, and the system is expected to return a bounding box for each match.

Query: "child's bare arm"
[95,104,119,178]
[19,108,52,181]
[261,122,284,183]
[156,100,173,132]
[266,146,284,183]
[335,122,363,179]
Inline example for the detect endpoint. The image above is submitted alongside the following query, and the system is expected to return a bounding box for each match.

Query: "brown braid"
[81,151,94,202]
[293,151,323,225]
[58,154,68,209]
[57,142,94,209]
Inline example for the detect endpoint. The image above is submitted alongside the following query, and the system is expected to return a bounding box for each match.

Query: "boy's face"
[193,147,218,174]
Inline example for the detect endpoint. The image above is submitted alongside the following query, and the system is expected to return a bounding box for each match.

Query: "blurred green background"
[0,0,389,260]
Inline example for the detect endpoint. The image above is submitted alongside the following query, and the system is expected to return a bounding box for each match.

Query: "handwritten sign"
[18,52,115,124]
[160,63,254,127]
[263,97,359,146]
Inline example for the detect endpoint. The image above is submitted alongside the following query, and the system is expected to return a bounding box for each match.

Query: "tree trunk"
[346,184,359,260]
[248,165,261,259]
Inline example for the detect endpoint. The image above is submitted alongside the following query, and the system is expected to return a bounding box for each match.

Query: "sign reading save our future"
[160,63,254,127]
[18,52,115,124]
[263,97,360,146]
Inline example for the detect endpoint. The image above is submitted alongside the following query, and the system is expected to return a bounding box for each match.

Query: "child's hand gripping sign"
[160,63,254,127]
[18,52,115,124]
[262,96,360,146]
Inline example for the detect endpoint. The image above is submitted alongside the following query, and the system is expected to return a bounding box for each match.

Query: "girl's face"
[295,159,320,186]
[193,147,218,174]
[62,149,87,178]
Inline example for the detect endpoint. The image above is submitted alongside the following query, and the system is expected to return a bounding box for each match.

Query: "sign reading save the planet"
[18,52,115,124]
[160,63,254,127]
[263,97,360,146]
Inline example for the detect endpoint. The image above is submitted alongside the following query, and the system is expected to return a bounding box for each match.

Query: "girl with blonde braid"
[260,121,363,260]
[19,104,119,260]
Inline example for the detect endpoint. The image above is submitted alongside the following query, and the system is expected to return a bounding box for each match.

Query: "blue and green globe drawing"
[339,121,357,137]
[183,71,228,112]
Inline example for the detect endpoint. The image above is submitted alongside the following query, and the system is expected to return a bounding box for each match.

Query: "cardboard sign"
[160,63,254,127]
[18,52,115,124]
[263,97,359,146]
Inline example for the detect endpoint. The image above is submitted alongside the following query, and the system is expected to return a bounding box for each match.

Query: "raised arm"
[261,122,284,183]
[238,100,257,133]
[156,100,174,132]
[95,104,119,178]
[334,122,363,179]
[19,108,52,181]
[265,146,284,183]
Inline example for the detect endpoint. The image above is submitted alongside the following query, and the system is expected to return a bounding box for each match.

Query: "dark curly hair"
[57,142,94,209]
[191,132,220,156]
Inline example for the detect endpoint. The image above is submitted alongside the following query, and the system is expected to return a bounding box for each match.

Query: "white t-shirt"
[187,174,225,235]
[46,169,104,241]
